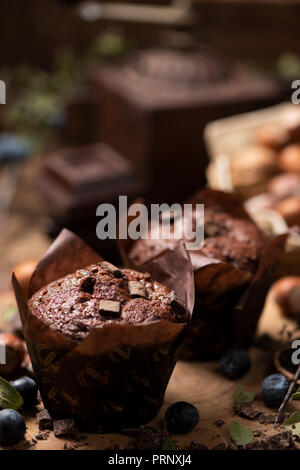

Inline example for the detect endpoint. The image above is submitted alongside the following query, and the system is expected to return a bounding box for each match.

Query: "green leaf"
[0,377,23,410]
[284,411,300,427]
[2,306,17,325]
[234,385,256,404]
[291,388,300,401]
[162,435,176,450]
[229,421,254,447]
[285,422,300,437]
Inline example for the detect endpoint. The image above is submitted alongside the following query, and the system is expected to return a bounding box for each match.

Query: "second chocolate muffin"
[125,189,266,359]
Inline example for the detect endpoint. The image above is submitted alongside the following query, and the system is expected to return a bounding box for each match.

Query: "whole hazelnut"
[275,197,300,226]
[12,260,37,297]
[0,333,26,376]
[267,172,300,200]
[272,277,300,317]
[230,145,278,198]
[278,144,300,174]
[256,124,288,151]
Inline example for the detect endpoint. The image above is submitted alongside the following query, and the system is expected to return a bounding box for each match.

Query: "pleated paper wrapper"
[12,229,194,431]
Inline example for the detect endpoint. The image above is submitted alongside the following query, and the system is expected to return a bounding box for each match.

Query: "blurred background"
[1,0,300,292]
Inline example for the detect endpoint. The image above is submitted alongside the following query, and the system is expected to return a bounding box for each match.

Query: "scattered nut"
[230,145,278,198]
[256,124,288,151]
[272,276,300,317]
[278,144,300,174]
[274,197,300,226]
[0,333,26,376]
[267,173,300,200]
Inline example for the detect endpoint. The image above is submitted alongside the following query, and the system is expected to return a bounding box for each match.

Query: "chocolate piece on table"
[37,409,53,431]
[99,300,121,318]
[101,261,123,278]
[53,419,77,438]
[169,291,187,316]
[129,281,147,299]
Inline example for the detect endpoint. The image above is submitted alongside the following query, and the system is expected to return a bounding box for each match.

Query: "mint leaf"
[0,376,23,410]
[292,388,300,401]
[2,306,17,325]
[162,435,176,450]
[284,411,300,427]
[229,421,254,447]
[286,422,300,437]
[234,385,256,404]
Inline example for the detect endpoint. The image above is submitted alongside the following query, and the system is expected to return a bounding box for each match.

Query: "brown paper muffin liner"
[12,229,194,431]
[118,203,300,359]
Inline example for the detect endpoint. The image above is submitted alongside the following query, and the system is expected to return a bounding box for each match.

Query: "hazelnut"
[0,333,26,376]
[267,172,300,200]
[275,197,300,226]
[278,144,300,174]
[12,260,37,297]
[272,276,300,317]
[230,145,278,197]
[256,124,288,151]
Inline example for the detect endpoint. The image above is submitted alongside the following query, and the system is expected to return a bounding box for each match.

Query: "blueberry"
[165,401,199,434]
[0,132,32,163]
[0,409,26,445]
[260,373,289,408]
[10,377,38,408]
[220,348,251,379]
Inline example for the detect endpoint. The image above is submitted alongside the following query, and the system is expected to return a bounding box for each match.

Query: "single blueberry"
[0,409,26,445]
[220,348,251,379]
[0,132,32,163]
[260,373,289,408]
[10,377,38,408]
[165,401,199,434]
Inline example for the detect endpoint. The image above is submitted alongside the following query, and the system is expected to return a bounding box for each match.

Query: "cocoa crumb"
[184,441,208,450]
[126,426,168,450]
[35,433,49,441]
[246,431,296,450]
[215,419,225,428]
[234,403,288,424]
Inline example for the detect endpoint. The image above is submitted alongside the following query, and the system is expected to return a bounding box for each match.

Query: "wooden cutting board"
[0,290,299,450]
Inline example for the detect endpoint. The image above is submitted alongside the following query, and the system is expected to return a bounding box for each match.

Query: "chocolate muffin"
[29,262,186,342]
[126,189,265,358]
[14,229,192,431]
[130,189,264,274]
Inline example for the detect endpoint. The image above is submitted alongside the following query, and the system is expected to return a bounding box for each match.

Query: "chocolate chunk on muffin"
[29,262,186,341]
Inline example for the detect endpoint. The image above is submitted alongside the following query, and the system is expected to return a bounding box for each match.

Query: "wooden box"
[89,49,284,203]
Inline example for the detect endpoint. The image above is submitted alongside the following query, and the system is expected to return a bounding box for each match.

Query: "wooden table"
[0,284,299,450]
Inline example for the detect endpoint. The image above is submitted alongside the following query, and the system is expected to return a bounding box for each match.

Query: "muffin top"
[29,262,187,341]
[128,189,265,274]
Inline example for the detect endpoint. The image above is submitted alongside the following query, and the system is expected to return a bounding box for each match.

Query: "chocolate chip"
[101,261,123,278]
[129,281,147,299]
[169,291,187,317]
[99,300,121,318]
[53,419,77,438]
[37,409,53,431]
[80,277,95,294]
